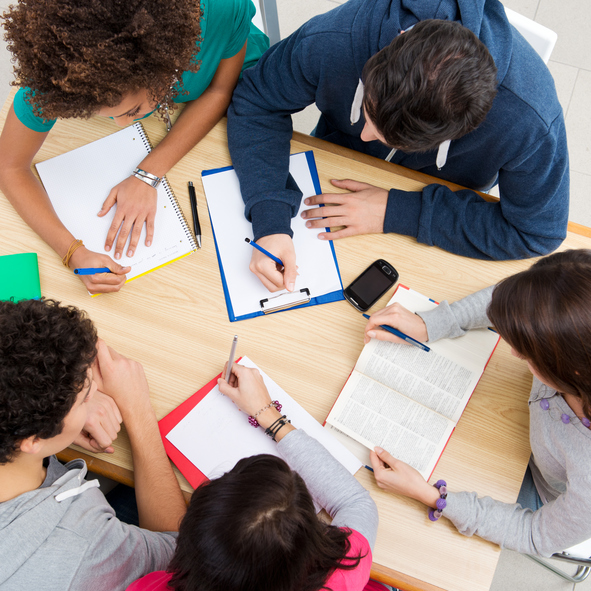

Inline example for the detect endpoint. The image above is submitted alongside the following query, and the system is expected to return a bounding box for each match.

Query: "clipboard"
[202,151,344,322]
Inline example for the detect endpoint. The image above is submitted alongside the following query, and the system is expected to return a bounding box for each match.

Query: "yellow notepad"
[35,123,197,291]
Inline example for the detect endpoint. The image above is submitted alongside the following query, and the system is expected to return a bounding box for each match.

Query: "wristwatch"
[133,167,161,189]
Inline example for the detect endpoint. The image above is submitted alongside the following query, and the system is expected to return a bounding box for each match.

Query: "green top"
[13,0,269,132]
[0,253,42,301]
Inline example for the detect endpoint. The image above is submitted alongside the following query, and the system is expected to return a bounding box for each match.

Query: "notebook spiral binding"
[134,122,198,252]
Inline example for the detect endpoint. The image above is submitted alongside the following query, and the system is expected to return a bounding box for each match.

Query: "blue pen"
[244,238,284,269]
[362,313,430,352]
[74,267,112,275]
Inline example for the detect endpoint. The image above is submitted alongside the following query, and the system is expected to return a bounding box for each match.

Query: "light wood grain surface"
[1,88,588,591]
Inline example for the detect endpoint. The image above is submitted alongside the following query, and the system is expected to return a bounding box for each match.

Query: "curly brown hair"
[0,298,97,464]
[2,0,203,120]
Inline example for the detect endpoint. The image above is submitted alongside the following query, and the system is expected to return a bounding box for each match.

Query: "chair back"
[504,6,557,63]
[252,0,281,46]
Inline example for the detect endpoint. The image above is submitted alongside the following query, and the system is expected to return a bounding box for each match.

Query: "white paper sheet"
[202,152,342,319]
[35,124,196,282]
[166,357,361,480]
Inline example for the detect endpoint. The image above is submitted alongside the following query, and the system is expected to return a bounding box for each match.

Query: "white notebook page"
[166,356,362,480]
[202,152,342,319]
[35,123,196,282]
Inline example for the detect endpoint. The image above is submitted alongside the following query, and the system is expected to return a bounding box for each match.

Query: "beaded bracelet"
[248,400,282,427]
[264,414,291,441]
[428,480,448,522]
[62,239,84,268]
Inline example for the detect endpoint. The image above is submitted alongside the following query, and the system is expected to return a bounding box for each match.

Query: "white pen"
[224,335,238,382]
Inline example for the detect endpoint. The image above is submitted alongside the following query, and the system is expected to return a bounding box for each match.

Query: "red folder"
[158,361,241,489]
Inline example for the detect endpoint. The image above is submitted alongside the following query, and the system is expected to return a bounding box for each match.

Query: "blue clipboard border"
[203,151,344,322]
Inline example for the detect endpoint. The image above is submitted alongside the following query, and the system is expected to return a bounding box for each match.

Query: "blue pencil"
[74,267,112,275]
[362,313,430,352]
[244,238,284,268]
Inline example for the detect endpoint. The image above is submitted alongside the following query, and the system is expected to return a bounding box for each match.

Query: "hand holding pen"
[245,234,298,294]
[363,303,430,351]
[68,245,129,295]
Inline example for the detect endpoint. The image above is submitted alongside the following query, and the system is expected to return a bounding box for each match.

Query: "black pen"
[188,181,202,249]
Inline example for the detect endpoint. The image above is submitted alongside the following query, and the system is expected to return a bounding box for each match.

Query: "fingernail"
[105,245,110,252]
[146,240,151,247]
[304,198,310,205]
[286,282,295,292]
[306,221,311,228]
[115,253,121,260]
[375,446,384,454]
[127,249,133,257]
[318,234,326,240]
[368,331,376,338]
[301,212,306,218]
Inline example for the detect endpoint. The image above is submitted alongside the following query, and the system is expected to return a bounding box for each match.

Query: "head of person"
[487,250,591,417]
[362,19,498,152]
[167,454,361,591]
[2,0,202,124]
[0,298,98,465]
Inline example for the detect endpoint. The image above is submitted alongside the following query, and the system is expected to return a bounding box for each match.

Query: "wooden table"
[1,89,589,591]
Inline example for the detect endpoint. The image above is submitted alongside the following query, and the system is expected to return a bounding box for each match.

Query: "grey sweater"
[417,287,591,556]
[0,457,176,590]
[278,429,379,549]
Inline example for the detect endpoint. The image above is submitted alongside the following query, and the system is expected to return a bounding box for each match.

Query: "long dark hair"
[488,250,591,417]
[167,454,362,591]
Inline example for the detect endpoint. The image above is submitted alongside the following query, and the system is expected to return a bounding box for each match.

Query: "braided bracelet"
[248,400,282,427]
[264,414,291,441]
[62,239,84,268]
[428,480,448,521]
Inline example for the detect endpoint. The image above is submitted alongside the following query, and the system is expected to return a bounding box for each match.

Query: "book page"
[35,124,195,283]
[202,152,342,319]
[326,372,455,479]
[166,357,361,481]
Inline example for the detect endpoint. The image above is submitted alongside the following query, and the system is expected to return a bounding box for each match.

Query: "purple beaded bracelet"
[428,480,448,522]
[248,401,282,427]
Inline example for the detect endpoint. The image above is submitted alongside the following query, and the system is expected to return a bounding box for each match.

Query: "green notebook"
[0,253,42,301]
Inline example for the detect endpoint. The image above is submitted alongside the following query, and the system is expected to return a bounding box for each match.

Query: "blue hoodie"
[227,0,568,260]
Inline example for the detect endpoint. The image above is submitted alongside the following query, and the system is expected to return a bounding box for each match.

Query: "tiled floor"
[0,1,589,589]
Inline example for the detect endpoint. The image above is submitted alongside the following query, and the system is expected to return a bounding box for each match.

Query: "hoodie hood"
[0,458,99,585]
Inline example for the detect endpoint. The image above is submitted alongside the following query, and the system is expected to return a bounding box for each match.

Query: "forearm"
[123,399,186,532]
[0,166,76,258]
[278,429,379,549]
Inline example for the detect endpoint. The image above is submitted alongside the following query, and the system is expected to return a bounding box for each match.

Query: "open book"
[35,123,197,289]
[325,285,500,479]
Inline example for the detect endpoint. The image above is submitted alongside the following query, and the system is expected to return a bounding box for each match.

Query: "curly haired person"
[0,298,187,590]
[0,0,268,294]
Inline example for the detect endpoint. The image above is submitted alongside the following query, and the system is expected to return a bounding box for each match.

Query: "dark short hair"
[488,250,591,417]
[0,298,97,464]
[362,19,498,152]
[2,0,203,120]
[168,454,362,591]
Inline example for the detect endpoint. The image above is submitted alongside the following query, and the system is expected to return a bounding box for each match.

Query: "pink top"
[126,530,389,591]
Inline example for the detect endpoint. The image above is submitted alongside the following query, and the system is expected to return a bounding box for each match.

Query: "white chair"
[252,0,281,46]
[526,538,591,584]
[504,6,557,64]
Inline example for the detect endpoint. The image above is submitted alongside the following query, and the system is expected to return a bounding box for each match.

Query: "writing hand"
[249,234,297,293]
[301,179,388,240]
[69,246,130,295]
[98,175,157,260]
[370,447,439,508]
[218,363,272,416]
[73,390,122,454]
[364,302,428,344]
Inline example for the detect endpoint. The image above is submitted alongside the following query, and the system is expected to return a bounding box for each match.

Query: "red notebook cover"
[158,358,243,489]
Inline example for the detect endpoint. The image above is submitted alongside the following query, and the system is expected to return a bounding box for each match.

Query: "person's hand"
[370,447,439,508]
[249,234,297,293]
[301,179,388,240]
[98,175,158,260]
[72,390,122,454]
[218,363,272,416]
[364,302,428,344]
[94,339,151,416]
[68,246,130,295]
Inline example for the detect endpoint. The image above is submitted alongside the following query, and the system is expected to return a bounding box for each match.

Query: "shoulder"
[324,529,373,590]
[126,570,172,591]
[13,87,56,132]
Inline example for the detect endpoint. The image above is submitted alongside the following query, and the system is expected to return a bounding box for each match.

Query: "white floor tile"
[490,549,574,591]
[501,0,541,20]
[547,61,578,116]
[536,0,591,70]
[565,69,591,175]
[277,0,339,39]
[568,171,591,226]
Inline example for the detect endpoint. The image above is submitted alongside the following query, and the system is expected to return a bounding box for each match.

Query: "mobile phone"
[343,259,399,312]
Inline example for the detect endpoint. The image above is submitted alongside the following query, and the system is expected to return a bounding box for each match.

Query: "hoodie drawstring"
[350,79,364,125]
[55,479,100,503]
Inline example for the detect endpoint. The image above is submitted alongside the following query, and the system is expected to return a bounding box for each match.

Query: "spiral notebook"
[35,123,197,287]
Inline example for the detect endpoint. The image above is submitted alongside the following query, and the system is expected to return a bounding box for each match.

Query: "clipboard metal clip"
[260,288,311,314]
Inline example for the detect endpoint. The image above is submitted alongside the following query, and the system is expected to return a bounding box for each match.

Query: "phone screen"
[344,260,399,311]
